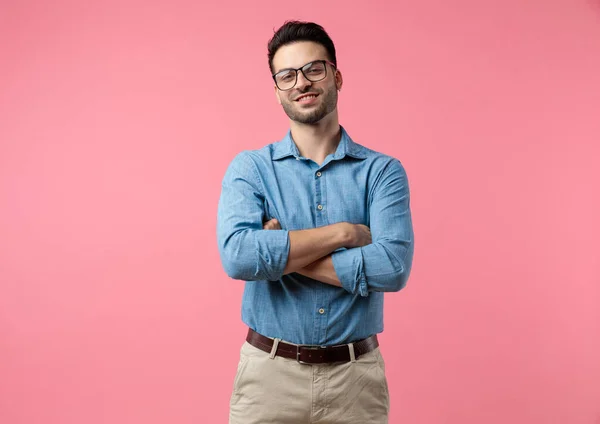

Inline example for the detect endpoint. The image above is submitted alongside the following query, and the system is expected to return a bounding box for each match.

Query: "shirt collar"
[272,126,367,161]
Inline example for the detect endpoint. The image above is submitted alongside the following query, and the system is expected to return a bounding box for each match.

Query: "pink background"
[1,0,599,423]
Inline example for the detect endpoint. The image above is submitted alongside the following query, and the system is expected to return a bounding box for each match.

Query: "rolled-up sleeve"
[332,159,414,296]
[217,152,290,281]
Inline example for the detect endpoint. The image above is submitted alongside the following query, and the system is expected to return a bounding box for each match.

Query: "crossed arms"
[216,152,414,297]
[263,218,372,287]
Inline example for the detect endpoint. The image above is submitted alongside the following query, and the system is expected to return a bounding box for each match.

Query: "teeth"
[299,95,316,101]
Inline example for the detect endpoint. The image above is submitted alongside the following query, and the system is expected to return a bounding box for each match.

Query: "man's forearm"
[295,255,341,287]
[283,225,349,275]
[262,218,370,279]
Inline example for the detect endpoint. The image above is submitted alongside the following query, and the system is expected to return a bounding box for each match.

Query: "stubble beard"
[281,87,338,125]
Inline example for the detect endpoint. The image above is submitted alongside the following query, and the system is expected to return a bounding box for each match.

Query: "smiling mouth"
[296,94,319,102]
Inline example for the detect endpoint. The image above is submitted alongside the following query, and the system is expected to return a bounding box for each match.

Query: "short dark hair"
[267,21,337,74]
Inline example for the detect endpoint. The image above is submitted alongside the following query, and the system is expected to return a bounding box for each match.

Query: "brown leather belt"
[246,328,379,364]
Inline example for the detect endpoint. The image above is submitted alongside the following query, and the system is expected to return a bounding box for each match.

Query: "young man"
[217,21,415,424]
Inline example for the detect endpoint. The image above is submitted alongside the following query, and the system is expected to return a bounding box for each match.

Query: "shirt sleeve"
[217,151,290,281]
[331,158,414,296]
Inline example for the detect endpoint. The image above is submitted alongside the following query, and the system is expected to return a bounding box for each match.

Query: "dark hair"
[267,21,337,74]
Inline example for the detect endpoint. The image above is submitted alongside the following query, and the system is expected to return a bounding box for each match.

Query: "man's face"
[272,41,342,125]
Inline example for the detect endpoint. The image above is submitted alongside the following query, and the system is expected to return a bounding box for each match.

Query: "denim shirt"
[217,126,414,345]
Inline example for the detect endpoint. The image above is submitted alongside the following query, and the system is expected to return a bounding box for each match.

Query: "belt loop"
[347,343,356,363]
[269,338,281,359]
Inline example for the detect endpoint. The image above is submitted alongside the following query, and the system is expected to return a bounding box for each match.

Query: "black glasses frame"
[272,60,337,91]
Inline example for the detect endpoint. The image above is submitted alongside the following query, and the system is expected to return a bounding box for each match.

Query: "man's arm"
[217,152,371,281]
[283,223,370,275]
[294,255,341,286]
[282,159,414,294]
[329,158,415,296]
[262,219,341,286]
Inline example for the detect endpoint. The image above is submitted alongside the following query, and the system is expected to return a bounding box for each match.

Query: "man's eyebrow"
[274,60,320,74]
[274,66,295,74]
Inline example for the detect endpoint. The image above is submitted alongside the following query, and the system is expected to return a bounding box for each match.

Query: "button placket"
[314,166,326,227]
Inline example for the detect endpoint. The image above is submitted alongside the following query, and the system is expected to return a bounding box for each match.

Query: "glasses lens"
[275,70,296,90]
[302,61,326,82]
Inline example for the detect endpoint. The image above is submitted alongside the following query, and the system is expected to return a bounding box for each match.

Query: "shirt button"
[318,308,325,314]
[316,171,322,177]
[317,204,323,211]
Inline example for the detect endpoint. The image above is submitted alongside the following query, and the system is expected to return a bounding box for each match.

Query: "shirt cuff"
[255,229,290,281]
[331,247,369,297]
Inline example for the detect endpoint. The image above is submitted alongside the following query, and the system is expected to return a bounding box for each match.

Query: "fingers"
[263,218,281,230]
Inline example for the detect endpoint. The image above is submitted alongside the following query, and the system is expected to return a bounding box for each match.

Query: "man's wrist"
[333,222,352,249]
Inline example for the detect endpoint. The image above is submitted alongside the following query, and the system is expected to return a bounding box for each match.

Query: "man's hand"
[341,223,372,248]
[263,218,281,230]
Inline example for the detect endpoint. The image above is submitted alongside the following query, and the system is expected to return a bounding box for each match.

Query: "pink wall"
[1,0,599,423]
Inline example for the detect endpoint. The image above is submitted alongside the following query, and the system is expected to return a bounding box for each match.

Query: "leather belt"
[246,328,379,364]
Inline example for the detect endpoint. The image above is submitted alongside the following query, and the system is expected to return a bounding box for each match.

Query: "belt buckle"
[296,344,324,365]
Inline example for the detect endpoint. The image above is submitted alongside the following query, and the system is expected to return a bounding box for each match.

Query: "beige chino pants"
[229,340,390,423]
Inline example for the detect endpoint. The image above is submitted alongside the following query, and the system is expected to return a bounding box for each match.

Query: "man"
[217,20,414,424]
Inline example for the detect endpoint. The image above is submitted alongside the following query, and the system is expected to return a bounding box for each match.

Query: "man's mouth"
[296,93,319,102]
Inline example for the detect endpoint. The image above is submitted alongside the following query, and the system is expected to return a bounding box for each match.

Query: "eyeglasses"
[272,60,336,91]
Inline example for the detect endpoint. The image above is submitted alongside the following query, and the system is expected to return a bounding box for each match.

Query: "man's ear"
[335,69,343,91]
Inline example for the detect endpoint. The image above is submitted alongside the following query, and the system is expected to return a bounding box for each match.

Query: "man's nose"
[295,71,312,90]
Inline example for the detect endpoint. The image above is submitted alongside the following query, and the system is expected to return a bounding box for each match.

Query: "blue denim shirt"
[217,126,414,345]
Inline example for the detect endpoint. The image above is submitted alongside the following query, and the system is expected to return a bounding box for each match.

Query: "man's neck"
[289,114,341,166]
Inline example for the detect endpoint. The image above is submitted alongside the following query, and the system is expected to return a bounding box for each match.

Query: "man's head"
[267,21,343,125]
